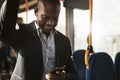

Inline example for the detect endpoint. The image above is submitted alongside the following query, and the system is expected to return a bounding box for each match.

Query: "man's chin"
[43,29,51,34]
[42,27,54,34]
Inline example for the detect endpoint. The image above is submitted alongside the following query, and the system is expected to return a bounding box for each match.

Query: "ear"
[34,7,38,16]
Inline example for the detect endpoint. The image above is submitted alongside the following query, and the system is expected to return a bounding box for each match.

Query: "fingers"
[55,70,65,74]
[46,73,52,80]
[45,73,65,80]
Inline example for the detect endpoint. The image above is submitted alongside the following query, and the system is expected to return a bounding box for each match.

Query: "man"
[0,0,77,80]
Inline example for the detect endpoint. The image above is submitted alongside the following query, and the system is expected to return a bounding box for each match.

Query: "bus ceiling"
[18,0,89,12]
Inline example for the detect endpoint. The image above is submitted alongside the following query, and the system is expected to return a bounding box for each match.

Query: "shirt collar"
[34,21,39,30]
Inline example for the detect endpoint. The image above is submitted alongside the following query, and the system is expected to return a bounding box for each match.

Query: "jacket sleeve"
[0,0,20,44]
[65,38,77,80]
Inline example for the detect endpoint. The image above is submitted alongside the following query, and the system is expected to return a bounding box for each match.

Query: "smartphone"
[51,67,65,74]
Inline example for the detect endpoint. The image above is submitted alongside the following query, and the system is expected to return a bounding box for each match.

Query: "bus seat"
[73,50,86,80]
[115,52,120,80]
[89,52,117,80]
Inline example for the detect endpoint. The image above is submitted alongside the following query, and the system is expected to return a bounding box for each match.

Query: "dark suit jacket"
[0,0,76,80]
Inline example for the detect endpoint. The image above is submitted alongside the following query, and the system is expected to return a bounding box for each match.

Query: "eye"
[41,14,49,20]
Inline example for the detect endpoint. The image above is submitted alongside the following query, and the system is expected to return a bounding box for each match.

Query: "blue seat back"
[73,50,86,80]
[115,52,120,80]
[89,52,117,80]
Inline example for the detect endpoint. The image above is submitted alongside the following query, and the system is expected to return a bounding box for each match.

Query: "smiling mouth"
[45,26,53,29]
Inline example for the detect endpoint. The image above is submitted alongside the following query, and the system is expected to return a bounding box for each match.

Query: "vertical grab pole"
[85,0,93,70]
[89,0,93,46]
[85,0,93,80]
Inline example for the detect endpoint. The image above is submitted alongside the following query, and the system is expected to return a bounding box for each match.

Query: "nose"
[46,19,54,26]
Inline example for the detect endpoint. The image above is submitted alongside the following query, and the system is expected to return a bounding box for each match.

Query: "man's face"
[35,1,60,34]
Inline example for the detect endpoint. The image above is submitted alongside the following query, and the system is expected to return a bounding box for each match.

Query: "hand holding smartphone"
[45,66,66,80]
[51,67,65,74]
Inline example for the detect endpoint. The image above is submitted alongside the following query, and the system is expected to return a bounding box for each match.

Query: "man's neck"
[43,32,50,38]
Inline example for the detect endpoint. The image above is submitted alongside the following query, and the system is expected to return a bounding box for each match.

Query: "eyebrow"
[41,14,59,18]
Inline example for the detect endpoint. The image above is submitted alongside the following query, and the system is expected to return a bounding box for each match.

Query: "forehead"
[37,1,60,16]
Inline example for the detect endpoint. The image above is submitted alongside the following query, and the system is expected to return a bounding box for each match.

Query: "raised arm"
[0,0,20,43]
[0,0,20,31]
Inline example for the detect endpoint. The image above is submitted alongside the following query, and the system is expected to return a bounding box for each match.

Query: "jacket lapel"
[54,32,65,67]
[54,33,60,67]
